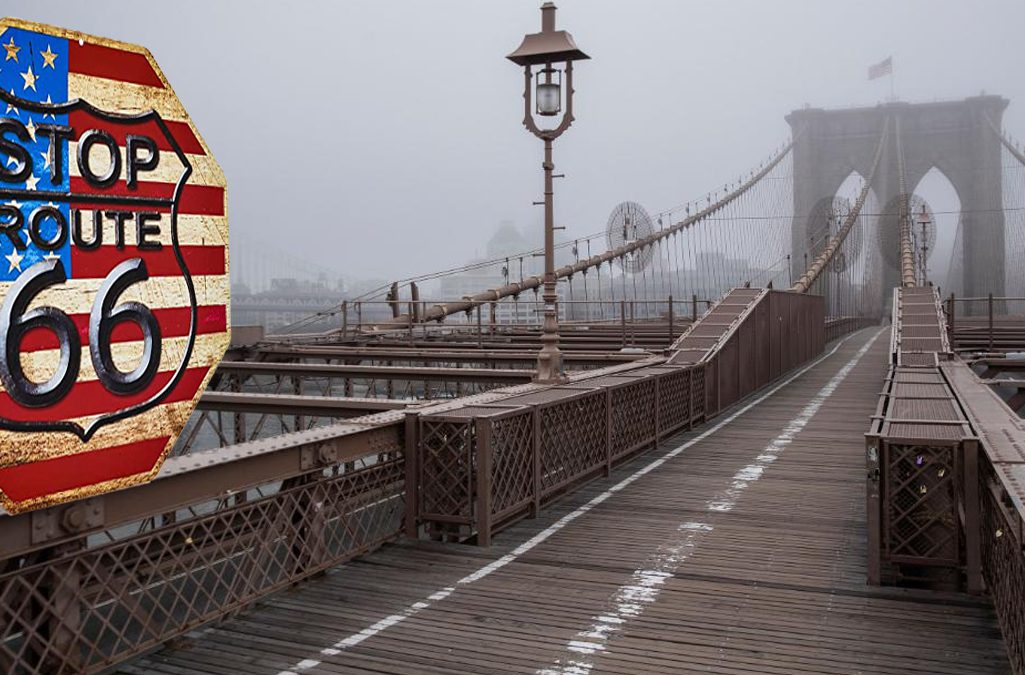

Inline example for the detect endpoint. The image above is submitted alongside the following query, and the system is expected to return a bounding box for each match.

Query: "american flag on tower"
[868,56,893,81]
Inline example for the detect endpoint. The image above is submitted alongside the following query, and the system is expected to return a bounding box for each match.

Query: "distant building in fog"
[231,277,345,332]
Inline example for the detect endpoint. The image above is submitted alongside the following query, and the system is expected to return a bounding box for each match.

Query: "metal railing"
[411,363,704,545]
[866,287,979,588]
[275,296,711,340]
[0,430,405,673]
[946,294,1025,353]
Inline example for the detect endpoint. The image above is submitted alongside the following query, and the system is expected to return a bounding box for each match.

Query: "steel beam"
[0,418,403,559]
[216,361,536,383]
[198,391,413,416]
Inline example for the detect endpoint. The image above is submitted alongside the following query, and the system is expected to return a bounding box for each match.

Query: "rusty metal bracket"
[30,498,105,545]
[300,442,339,470]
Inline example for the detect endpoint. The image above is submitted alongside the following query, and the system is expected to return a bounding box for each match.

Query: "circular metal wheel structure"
[606,201,655,273]
[806,196,864,275]
[907,194,938,259]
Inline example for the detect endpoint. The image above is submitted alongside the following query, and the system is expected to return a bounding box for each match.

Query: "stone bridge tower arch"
[786,95,1009,300]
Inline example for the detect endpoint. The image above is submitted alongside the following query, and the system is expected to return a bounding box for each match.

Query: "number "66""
[0,258,161,408]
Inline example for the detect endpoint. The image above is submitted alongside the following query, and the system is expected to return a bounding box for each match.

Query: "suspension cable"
[386,139,797,326]
[895,116,917,288]
[987,113,1025,168]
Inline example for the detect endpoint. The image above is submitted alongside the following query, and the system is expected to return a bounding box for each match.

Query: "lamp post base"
[534,351,568,384]
[534,288,567,384]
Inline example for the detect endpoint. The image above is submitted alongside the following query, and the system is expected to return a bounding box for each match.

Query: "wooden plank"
[123,329,1010,674]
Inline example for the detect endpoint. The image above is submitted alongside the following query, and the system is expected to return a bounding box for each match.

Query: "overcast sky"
[5,0,1023,281]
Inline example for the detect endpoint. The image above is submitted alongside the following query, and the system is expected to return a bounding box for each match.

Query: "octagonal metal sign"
[0,19,229,513]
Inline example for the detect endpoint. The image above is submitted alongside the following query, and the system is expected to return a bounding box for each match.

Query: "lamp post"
[915,205,931,285]
[507,2,589,383]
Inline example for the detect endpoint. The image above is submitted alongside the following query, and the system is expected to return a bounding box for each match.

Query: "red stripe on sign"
[0,367,210,421]
[18,305,227,353]
[69,110,205,156]
[70,180,225,216]
[69,41,164,89]
[0,436,169,502]
[71,245,226,278]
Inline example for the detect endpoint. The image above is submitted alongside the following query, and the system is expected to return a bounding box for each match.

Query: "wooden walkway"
[123,329,1011,674]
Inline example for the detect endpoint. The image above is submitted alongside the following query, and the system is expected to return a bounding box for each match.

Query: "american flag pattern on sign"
[0,19,229,513]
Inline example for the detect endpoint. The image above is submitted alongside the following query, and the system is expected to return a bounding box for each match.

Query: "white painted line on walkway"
[277,329,881,675]
[537,329,882,675]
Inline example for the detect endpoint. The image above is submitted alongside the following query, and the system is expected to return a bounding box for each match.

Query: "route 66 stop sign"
[0,19,229,514]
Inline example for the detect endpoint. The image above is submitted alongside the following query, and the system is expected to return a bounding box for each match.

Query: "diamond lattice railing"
[0,454,404,674]
[419,418,474,521]
[658,369,692,435]
[539,391,607,495]
[886,443,959,563]
[981,465,1025,674]
[610,380,658,459]
[488,410,535,517]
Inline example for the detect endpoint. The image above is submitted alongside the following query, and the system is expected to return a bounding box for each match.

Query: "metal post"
[668,294,674,343]
[535,137,566,383]
[989,292,995,352]
[292,375,303,432]
[949,292,956,345]
[476,304,483,348]
[653,376,661,449]
[531,407,541,517]
[231,374,245,444]
[475,419,493,547]
[403,413,419,538]
[408,302,414,345]
[410,282,421,322]
[692,293,698,322]
[604,389,613,477]
[620,300,626,348]
[963,440,983,594]
[630,300,636,346]
[341,300,348,337]
[388,282,400,319]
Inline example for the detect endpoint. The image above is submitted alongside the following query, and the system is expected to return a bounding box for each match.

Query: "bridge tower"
[786,95,1009,301]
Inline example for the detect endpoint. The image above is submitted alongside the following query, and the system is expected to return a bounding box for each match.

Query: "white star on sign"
[20,65,38,92]
[5,248,24,273]
[41,150,50,170]
[4,90,18,116]
[25,117,37,142]
[43,251,61,262]
[25,173,39,191]
[4,154,18,168]
[42,94,56,120]
[4,199,24,209]
[40,45,58,69]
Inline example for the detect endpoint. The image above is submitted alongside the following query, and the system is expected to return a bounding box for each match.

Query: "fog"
[5,0,1024,284]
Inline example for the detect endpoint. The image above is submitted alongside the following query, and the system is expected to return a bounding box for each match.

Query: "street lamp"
[915,204,932,285]
[507,2,589,383]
